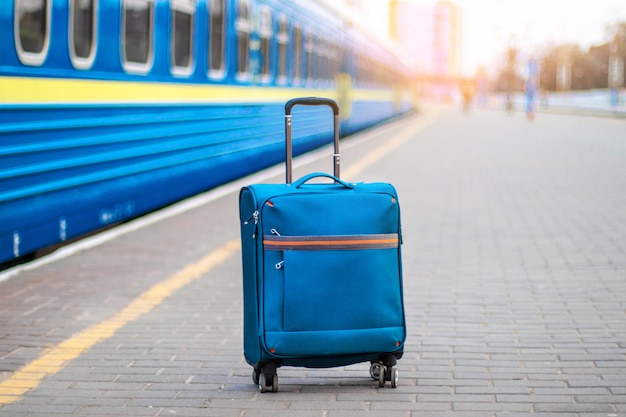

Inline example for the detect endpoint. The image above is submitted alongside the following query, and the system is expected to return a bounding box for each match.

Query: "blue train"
[0,0,414,266]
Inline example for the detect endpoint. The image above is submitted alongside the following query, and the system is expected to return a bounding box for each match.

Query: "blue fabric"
[239,173,406,367]
[282,249,402,332]
[265,327,405,358]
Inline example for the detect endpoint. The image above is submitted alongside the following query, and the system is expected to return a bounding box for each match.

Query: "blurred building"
[390,0,462,100]
[328,0,461,77]
[392,0,461,74]
[324,0,463,99]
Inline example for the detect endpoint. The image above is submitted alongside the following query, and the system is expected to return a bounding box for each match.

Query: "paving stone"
[1,107,625,416]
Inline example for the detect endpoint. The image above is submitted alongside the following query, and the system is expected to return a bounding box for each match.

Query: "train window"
[311,35,319,82]
[335,45,342,80]
[363,56,370,85]
[328,43,337,81]
[329,42,337,81]
[235,0,250,79]
[323,40,330,81]
[276,15,288,84]
[355,54,363,85]
[259,6,272,80]
[318,38,327,82]
[360,56,367,85]
[293,24,302,84]
[170,0,195,76]
[122,0,154,73]
[335,45,343,75]
[208,0,225,76]
[15,0,51,65]
[70,0,97,69]
[305,30,313,84]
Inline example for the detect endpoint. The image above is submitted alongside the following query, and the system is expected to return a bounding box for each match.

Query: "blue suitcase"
[239,97,406,392]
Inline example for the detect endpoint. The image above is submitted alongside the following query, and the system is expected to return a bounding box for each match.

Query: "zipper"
[244,210,259,238]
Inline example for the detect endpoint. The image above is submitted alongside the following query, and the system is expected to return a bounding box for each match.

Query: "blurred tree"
[498,21,626,92]
[570,48,598,90]
[539,48,557,91]
[492,68,524,92]
[588,43,610,89]
[492,47,524,92]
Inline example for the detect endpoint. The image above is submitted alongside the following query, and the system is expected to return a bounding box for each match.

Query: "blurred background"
[337,0,626,108]
[3,0,624,268]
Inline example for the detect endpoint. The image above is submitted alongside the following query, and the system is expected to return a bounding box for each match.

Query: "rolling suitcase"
[239,97,406,392]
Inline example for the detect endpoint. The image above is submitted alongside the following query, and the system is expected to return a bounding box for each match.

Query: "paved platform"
[1,105,625,416]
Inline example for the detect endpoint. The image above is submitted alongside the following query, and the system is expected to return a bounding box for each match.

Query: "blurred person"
[460,79,475,113]
[525,59,539,121]
[525,77,536,121]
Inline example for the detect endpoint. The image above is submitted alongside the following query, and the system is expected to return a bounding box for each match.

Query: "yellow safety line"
[0,239,240,405]
[0,107,441,405]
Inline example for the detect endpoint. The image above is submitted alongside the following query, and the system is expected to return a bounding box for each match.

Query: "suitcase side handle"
[292,172,354,189]
[284,97,340,184]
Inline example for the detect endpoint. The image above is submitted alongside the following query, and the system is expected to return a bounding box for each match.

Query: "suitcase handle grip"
[285,97,339,116]
[285,97,340,184]
[292,172,354,189]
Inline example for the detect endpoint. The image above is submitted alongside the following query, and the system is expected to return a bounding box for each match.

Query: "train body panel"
[1,0,413,265]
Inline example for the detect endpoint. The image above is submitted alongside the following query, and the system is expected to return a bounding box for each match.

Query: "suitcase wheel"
[259,372,278,393]
[390,367,399,388]
[369,362,383,380]
[370,362,399,388]
[254,363,279,393]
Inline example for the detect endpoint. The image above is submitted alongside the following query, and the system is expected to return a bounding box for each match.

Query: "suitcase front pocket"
[263,234,403,335]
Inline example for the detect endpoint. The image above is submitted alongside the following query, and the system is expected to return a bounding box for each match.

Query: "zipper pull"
[244,211,259,238]
[244,210,258,225]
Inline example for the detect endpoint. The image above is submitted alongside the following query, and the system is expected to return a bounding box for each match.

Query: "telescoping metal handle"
[284,97,340,184]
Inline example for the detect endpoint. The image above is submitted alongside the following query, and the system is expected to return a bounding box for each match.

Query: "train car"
[0,0,414,266]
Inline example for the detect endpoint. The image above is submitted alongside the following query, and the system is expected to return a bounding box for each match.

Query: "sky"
[357,0,626,76]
